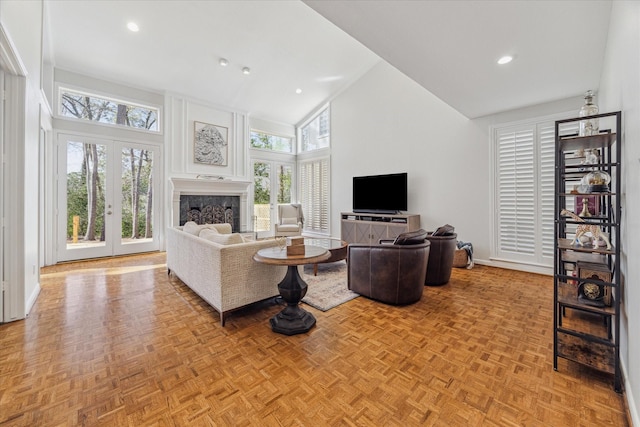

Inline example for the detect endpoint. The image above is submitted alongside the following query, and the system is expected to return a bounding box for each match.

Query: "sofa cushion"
[200,229,244,245]
[393,229,428,245]
[277,224,300,232]
[208,223,232,234]
[281,217,298,225]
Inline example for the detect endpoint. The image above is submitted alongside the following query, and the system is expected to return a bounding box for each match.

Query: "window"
[300,106,330,152]
[250,131,293,153]
[59,88,160,132]
[299,157,329,233]
[493,117,578,266]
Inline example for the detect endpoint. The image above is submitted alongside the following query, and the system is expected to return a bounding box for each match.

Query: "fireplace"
[180,195,240,230]
[169,177,252,231]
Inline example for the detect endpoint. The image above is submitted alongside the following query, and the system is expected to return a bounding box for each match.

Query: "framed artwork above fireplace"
[193,121,228,166]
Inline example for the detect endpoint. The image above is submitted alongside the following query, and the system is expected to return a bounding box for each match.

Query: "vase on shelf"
[579,90,599,136]
[581,169,611,193]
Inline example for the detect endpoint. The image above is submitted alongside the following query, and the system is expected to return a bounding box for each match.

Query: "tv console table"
[340,212,421,245]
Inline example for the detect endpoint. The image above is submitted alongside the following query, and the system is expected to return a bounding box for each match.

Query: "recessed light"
[497,55,513,65]
[219,58,228,67]
[127,22,139,32]
[242,67,251,75]
[295,88,302,94]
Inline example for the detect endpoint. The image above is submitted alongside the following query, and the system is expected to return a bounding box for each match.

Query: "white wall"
[330,61,583,268]
[0,0,47,319]
[598,1,640,424]
[331,61,489,257]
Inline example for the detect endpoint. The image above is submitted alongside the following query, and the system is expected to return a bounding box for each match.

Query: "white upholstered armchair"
[275,204,304,237]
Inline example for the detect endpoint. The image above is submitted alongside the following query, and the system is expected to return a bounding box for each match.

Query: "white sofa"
[166,223,287,325]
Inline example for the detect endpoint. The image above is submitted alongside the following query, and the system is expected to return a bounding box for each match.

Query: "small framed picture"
[194,121,228,166]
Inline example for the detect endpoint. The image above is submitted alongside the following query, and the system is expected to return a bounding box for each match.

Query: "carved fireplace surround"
[169,177,252,231]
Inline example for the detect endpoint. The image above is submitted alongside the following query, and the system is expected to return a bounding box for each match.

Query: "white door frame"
[56,133,161,262]
[0,22,28,322]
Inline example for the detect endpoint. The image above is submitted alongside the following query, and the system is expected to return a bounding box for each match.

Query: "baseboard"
[25,282,41,316]
[473,258,553,276]
[621,362,639,427]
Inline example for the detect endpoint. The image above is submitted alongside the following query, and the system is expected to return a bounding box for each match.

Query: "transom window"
[250,131,293,153]
[59,87,160,132]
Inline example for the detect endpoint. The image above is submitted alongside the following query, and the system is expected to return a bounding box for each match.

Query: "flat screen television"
[352,173,408,214]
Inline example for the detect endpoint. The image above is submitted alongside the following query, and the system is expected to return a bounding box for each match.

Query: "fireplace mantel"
[169,177,252,228]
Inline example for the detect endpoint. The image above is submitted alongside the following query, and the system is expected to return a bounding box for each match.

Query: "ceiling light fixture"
[242,67,251,75]
[127,22,139,32]
[295,88,302,94]
[497,55,513,65]
[219,58,228,67]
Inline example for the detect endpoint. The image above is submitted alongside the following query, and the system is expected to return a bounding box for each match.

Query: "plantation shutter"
[299,158,329,233]
[539,123,556,259]
[497,127,536,257]
[494,117,579,266]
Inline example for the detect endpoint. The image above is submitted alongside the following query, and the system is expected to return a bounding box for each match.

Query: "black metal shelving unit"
[553,111,622,393]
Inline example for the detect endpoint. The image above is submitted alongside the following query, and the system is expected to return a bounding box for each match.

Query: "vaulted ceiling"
[45,0,612,124]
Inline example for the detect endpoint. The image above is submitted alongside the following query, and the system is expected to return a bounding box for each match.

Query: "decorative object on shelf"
[581,169,611,192]
[579,90,599,136]
[596,232,610,247]
[579,198,592,217]
[194,121,228,166]
[577,261,612,306]
[560,209,612,249]
[575,195,599,216]
[196,174,226,180]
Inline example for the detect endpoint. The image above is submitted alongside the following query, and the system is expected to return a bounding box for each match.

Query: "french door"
[57,134,160,262]
[252,159,294,238]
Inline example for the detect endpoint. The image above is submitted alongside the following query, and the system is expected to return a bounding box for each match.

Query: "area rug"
[301,261,359,311]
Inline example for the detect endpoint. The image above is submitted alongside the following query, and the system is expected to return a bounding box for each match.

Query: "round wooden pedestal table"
[253,245,330,335]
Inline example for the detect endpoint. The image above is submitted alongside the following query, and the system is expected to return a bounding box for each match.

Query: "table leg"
[270,265,316,335]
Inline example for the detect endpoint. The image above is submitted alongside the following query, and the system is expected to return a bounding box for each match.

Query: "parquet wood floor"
[0,253,630,426]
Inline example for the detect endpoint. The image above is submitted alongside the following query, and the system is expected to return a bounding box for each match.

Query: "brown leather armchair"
[347,230,430,305]
[424,230,457,286]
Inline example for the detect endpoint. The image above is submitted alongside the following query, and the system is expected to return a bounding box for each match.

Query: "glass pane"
[250,131,292,153]
[66,141,106,249]
[121,147,154,245]
[300,108,330,152]
[253,162,271,232]
[277,164,292,204]
[60,89,159,132]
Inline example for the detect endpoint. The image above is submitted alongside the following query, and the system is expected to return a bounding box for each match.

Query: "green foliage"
[277,165,292,203]
[253,162,270,204]
[250,131,292,152]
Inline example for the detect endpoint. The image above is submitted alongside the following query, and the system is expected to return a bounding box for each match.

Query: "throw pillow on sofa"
[183,221,204,235]
[200,229,244,245]
[183,221,233,236]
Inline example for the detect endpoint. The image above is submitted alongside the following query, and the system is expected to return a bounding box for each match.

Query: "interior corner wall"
[597,1,640,424]
[329,61,491,261]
